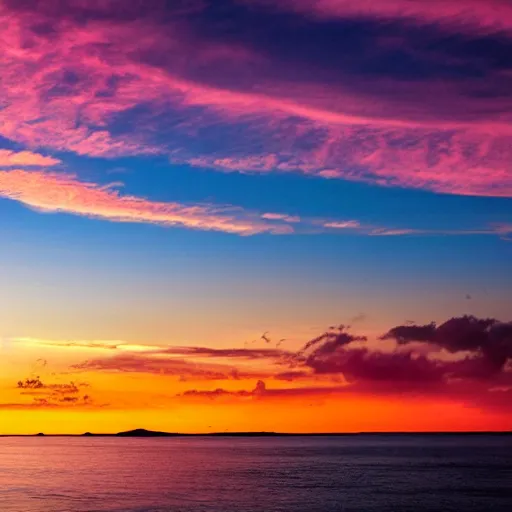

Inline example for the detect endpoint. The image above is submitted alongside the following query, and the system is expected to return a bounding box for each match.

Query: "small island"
[115,429,182,437]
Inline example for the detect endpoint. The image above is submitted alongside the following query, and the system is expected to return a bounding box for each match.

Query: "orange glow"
[1,338,510,435]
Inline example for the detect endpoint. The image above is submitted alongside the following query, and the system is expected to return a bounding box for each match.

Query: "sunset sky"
[0,0,511,434]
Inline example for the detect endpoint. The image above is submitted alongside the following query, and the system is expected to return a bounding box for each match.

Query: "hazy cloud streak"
[0,170,292,235]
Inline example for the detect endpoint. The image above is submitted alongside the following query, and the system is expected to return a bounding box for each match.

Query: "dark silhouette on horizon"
[1,429,510,438]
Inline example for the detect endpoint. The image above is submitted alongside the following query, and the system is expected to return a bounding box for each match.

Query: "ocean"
[0,435,510,512]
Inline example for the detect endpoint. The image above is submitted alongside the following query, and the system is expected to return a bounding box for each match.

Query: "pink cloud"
[0,170,292,235]
[182,130,512,197]
[369,228,420,236]
[0,1,510,197]
[494,224,512,235]
[189,156,280,173]
[323,221,361,229]
[261,213,301,223]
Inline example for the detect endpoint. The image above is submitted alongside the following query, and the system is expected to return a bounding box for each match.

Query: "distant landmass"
[116,429,182,437]
[85,429,292,437]
[0,429,510,437]
[87,430,512,437]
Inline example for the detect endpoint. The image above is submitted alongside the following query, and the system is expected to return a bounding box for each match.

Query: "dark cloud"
[381,315,512,372]
[17,377,44,389]
[286,316,512,395]
[274,371,311,381]
[15,374,91,406]
[177,379,490,401]
[3,0,204,22]
[178,380,369,400]
[16,0,512,95]
[380,323,437,344]
[180,379,267,399]
[305,347,446,383]
[299,325,367,356]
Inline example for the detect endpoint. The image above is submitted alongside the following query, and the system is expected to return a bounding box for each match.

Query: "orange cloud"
[0,170,292,235]
[0,149,60,167]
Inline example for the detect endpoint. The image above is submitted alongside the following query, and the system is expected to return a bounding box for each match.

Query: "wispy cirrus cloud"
[14,336,292,383]
[320,219,512,239]
[0,168,508,237]
[0,169,293,235]
[13,337,157,352]
[15,337,289,360]
[0,1,511,196]
[71,353,271,382]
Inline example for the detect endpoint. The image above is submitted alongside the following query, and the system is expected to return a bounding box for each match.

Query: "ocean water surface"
[0,435,510,512]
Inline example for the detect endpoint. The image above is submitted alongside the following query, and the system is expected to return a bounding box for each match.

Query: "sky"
[0,0,511,434]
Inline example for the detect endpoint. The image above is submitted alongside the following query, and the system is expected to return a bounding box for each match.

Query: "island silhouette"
[98,429,284,437]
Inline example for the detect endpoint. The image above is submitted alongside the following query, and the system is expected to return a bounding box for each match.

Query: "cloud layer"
[0,0,511,196]
[58,315,512,412]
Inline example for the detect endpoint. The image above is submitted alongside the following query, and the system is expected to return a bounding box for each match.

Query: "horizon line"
[1,429,511,437]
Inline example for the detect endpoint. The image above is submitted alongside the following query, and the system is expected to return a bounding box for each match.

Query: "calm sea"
[0,435,510,512]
